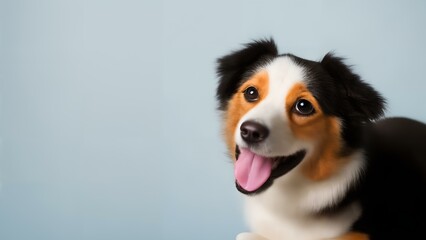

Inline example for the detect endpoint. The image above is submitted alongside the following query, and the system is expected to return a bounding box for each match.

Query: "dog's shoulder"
[353,117,426,238]
[366,117,426,172]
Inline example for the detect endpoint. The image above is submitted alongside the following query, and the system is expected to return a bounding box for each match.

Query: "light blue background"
[1,1,425,240]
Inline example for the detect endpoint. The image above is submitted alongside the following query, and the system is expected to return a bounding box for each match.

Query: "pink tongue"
[235,148,273,192]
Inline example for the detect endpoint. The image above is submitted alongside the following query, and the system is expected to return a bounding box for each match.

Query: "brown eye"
[244,86,259,102]
[293,99,315,115]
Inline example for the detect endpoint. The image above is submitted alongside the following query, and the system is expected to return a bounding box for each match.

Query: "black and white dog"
[215,38,426,240]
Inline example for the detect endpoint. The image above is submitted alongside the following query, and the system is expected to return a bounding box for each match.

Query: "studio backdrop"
[1,1,426,240]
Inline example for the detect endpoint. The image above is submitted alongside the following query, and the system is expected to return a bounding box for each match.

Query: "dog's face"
[216,39,385,195]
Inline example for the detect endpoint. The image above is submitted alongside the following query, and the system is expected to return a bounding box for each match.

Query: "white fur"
[235,56,312,157]
[242,152,364,240]
[234,56,364,240]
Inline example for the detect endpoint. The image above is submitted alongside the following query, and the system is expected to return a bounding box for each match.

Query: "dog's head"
[216,38,385,195]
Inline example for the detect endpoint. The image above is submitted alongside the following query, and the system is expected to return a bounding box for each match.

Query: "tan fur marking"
[332,232,369,240]
[285,83,346,181]
[223,71,269,159]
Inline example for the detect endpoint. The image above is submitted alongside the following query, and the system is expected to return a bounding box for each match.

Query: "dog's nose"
[240,121,269,144]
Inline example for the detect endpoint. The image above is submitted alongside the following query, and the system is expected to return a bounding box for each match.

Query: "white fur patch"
[235,56,311,157]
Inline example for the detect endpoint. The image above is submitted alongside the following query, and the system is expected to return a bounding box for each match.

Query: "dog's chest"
[244,188,361,240]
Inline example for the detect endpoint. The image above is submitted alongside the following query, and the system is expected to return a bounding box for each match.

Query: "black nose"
[240,121,269,144]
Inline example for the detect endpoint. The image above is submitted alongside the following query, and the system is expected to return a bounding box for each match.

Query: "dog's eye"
[244,86,259,102]
[294,99,315,115]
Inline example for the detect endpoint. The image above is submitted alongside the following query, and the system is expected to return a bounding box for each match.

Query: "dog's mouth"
[234,146,306,195]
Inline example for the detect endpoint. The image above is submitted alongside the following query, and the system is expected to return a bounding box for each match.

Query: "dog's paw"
[236,232,268,240]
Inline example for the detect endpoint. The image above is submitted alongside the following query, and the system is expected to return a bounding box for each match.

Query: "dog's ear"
[216,38,278,110]
[321,53,386,121]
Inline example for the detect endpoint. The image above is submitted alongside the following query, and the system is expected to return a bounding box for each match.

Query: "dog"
[215,38,426,240]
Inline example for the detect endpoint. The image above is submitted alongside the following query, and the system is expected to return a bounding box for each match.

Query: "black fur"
[216,38,278,110]
[353,117,426,239]
[216,38,426,239]
[289,53,386,149]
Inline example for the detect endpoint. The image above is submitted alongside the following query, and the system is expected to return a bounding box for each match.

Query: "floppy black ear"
[321,53,386,121]
[216,38,278,110]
